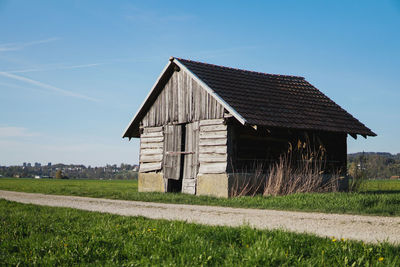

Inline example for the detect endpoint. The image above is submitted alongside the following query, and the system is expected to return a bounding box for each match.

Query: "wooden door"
[163,124,182,180]
[182,121,199,194]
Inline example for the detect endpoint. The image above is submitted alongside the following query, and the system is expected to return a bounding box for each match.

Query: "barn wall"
[139,126,164,173]
[138,120,348,196]
[141,70,225,128]
[198,119,227,174]
[224,122,349,195]
[229,122,347,174]
[139,118,230,196]
[138,126,165,193]
[196,119,229,197]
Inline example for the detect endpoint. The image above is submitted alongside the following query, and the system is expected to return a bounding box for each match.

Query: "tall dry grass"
[230,139,341,197]
[230,162,266,197]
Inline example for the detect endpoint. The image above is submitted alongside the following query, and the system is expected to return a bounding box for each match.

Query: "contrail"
[0,71,99,102]
[0,37,59,52]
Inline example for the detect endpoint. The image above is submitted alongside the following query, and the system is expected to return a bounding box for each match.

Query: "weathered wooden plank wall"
[139,126,164,173]
[198,119,227,174]
[141,70,225,127]
[139,69,230,193]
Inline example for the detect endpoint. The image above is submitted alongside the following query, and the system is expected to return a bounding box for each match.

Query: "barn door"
[164,123,199,193]
[182,122,199,194]
[164,124,184,192]
[164,124,182,180]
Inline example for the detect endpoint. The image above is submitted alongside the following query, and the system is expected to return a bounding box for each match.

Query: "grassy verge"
[1,178,400,216]
[1,199,399,266]
[360,179,400,192]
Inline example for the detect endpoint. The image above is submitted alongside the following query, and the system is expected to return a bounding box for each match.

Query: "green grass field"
[360,179,400,192]
[1,178,400,216]
[1,199,398,266]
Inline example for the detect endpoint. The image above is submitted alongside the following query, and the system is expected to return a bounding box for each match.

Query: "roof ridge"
[174,57,305,79]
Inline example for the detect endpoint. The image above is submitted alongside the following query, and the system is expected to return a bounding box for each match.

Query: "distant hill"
[348,152,400,179]
[348,152,400,159]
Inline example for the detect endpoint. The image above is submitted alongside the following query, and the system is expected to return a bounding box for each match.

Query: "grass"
[360,179,400,192]
[1,178,400,216]
[1,199,399,266]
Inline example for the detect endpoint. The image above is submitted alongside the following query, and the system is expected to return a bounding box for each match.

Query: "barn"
[123,57,376,197]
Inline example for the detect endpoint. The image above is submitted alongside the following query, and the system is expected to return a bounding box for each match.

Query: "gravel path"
[1,190,400,244]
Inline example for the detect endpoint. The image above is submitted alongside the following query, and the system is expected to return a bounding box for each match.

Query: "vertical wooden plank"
[168,78,173,124]
[192,121,199,178]
[183,123,191,179]
[177,71,182,123]
[188,75,193,121]
[140,69,229,128]
[182,121,199,195]
[163,124,181,180]
[197,82,202,121]
[174,74,179,122]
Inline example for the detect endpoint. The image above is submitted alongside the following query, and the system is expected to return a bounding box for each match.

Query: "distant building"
[34,175,41,179]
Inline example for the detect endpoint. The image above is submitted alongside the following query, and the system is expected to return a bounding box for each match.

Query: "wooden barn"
[123,57,376,197]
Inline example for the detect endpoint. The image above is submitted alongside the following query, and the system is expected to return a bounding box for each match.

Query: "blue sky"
[1,0,399,166]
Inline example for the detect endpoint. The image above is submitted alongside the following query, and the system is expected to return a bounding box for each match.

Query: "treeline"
[348,152,400,179]
[0,163,139,180]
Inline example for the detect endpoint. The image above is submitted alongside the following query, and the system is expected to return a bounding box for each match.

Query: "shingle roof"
[176,58,376,136]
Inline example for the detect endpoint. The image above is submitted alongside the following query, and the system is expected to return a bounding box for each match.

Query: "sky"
[0,0,399,166]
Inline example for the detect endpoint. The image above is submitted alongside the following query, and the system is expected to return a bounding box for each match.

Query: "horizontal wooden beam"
[165,151,195,155]
[199,146,227,154]
[143,126,163,133]
[140,154,163,163]
[141,148,164,155]
[141,131,163,138]
[140,142,163,149]
[199,138,227,146]
[200,124,227,132]
[199,118,225,126]
[199,153,227,163]
[139,162,162,173]
[198,162,227,174]
[199,130,227,139]
[141,136,164,143]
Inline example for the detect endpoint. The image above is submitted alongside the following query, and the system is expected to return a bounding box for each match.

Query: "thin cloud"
[4,63,104,74]
[0,37,59,52]
[0,71,99,102]
[0,126,40,138]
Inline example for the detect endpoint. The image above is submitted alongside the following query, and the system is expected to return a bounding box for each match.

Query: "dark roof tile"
[177,58,376,136]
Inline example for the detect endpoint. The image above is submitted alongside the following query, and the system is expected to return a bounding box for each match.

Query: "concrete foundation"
[196,173,229,198]
[138,172,165,193]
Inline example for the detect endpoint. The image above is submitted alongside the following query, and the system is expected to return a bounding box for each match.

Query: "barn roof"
[123,57,376,138]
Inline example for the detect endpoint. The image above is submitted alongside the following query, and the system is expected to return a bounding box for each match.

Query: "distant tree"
[55,170,63,179]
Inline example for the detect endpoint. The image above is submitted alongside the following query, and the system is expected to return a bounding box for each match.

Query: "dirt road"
[1,190,399,244]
